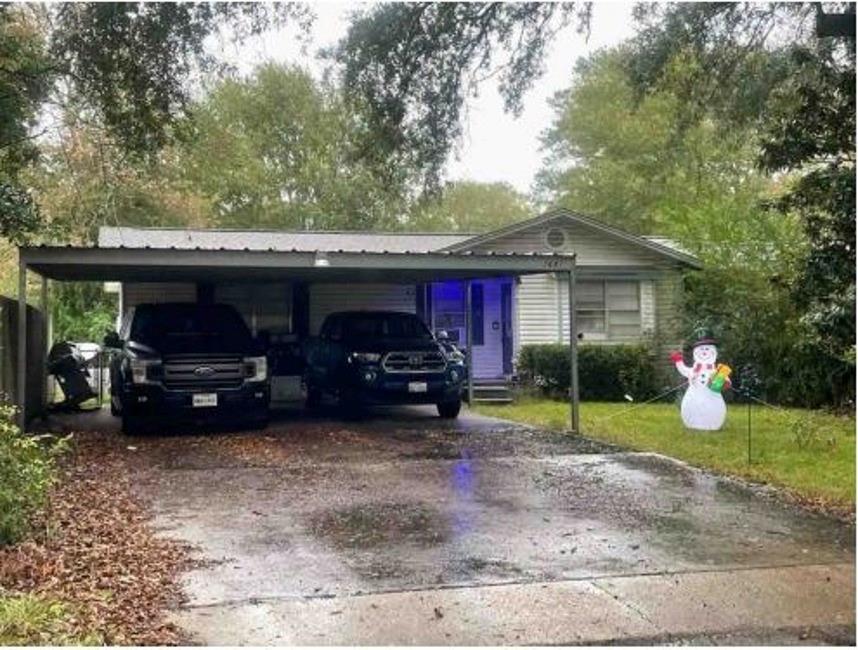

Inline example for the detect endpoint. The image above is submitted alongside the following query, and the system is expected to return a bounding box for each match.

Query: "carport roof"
[19,245,574,283]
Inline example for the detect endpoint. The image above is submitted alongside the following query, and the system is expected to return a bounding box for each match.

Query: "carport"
[16,245,579,431]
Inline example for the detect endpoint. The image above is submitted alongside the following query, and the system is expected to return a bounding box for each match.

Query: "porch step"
[470,379,513,403]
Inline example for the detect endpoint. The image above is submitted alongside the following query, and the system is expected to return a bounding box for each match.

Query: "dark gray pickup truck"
[303,311,466,418]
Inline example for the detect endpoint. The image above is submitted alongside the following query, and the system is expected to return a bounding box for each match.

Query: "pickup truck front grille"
[382,350,446,374]
[162,355,244,390]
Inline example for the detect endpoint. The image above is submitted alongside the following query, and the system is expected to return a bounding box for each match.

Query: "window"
[576,280,641,339]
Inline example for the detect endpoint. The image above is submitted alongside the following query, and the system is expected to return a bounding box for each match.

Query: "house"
[97,209,699,400]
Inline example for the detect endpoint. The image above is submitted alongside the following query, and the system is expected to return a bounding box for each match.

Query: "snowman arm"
[674,361,693,378]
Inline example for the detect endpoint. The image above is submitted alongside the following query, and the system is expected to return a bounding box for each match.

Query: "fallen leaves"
[0,435,192,645]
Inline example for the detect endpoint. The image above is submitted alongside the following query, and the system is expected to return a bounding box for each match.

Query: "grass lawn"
[475,399,855,512]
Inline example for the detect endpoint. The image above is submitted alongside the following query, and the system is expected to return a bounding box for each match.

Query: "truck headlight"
[129,358,161,384]
[349,352,381,364]
[243,356,268,382]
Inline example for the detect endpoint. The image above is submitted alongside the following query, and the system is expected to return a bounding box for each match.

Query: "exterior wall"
[652,270,685,380]
[516,273,659,346]
[309,283,416,335]
[122,282,197,314]
[215,282,292,336]
[517,274,563,345]
[429,280,506,380]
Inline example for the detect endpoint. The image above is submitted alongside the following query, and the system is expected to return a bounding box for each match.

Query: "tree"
[626,2,855,404]
[535,48,800,264]
[178,64,409,230]
[408,180,530,232]
[535,44,855,406]
[0,6,52,243]
[0,2,311,243]
[27,109,214,245]
[335,2,589,190]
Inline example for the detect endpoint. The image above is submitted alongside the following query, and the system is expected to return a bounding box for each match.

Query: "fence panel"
[0,295,46,422]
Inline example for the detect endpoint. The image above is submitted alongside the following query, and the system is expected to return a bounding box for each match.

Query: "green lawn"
[474,399,855,511]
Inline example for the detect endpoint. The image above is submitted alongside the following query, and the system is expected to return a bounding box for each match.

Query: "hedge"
[516,343,660,401]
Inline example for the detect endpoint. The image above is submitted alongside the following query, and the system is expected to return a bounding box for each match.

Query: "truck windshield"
[342,313,432,340]
[130,304,253,353]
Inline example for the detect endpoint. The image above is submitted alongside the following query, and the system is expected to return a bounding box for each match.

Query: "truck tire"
[437,399,462,419]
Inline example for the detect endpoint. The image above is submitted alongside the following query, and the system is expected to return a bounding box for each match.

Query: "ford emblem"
[194,366,215,377]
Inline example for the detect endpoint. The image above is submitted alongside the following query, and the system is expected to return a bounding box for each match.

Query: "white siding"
[517,274,562,345]
[467,216,669,267]
[640,280,656,336]
[122,283,196,313]
[517,275,654,348]
[309,283,416,335]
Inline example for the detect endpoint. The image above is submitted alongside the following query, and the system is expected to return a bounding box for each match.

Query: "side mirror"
[103,331,122,349]
[435,329,450,341]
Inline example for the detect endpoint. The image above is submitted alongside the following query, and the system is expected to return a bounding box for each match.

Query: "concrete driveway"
[60,406,855,645]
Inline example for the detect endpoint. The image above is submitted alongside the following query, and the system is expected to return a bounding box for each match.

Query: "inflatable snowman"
[670,331,732,431]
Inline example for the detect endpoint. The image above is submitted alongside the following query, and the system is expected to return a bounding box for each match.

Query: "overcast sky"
[212,2,638,196]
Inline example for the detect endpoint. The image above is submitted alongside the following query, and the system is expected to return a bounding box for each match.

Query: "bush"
[517,344,659,401]
[0,403,63,545]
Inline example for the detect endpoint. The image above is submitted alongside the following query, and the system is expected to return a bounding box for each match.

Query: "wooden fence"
[0,296,46,422]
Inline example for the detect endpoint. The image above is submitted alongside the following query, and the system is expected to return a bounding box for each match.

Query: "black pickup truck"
[105,303,270,434]
[303,311,466,418]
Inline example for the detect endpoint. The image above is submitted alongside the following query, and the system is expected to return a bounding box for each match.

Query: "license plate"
[192,393,218,407]
[408,382,428,393]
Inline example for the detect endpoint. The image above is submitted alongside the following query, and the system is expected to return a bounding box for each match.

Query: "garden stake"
[747,399,752,464]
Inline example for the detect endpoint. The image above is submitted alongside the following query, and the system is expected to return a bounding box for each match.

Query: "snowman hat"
[691,326,717,349]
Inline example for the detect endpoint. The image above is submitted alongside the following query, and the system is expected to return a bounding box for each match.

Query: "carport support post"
[465,280,474,404]
[567,266,580,434]
[17,258,27,432]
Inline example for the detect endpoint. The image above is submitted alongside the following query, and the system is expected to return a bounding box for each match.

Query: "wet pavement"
[49,406,855,645]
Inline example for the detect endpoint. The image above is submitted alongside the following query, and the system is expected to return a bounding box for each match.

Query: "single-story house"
[99,209,698,395]
[14,208,698,430]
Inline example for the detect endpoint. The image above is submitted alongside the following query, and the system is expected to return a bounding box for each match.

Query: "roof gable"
[442,209,701,268]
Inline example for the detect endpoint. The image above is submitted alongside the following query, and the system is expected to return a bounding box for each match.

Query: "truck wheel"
[437,399,462,419]
[121,413,147,436]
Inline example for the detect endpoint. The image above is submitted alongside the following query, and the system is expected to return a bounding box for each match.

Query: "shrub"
[517,344,659,401]
[0,403,64,545]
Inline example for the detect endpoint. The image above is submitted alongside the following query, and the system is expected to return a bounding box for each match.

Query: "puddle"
[309,502,450,550]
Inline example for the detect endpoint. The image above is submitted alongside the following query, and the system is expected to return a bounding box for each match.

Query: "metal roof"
[98,226,471,253]
[21,246,575,284]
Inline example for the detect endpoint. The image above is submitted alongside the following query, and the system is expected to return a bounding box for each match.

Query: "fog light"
[449,369,460,383]
[362,370,376,383]
[137,395,148,403]
[254,391,263,398]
